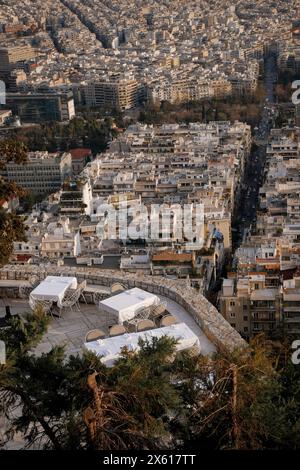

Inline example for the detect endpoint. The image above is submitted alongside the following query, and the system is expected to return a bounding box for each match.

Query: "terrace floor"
[0,291,216,449]
[0,294,216,357]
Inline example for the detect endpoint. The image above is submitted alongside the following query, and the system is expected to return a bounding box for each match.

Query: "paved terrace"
[0,295,216,357]
[0,266,246,450]
[0,265,246,354]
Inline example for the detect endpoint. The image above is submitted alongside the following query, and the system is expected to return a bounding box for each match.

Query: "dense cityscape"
[0,0,300,455]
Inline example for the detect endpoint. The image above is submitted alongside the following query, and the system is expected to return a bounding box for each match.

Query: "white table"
[29,276,77,309]
[84,322,200,367]
[99,287,160,323]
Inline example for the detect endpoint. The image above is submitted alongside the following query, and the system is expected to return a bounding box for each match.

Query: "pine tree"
[172,334,300,450]
[0,140,28,267]
[0,325,181,450]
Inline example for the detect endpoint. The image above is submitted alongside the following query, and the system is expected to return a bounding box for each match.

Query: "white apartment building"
[4,151,72,195]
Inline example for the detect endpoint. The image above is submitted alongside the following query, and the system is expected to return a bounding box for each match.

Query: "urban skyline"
[0,0,300,455]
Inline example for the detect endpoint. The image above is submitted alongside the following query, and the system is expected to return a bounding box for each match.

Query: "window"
[230,313,236,318]
[231,323,236,328]
[230,301,235,306]
[244,327,248,332]
[243,315,248,321]
[255,283,259,290]
[243,304,247,311]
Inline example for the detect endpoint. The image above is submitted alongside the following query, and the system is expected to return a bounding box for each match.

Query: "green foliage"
[0,140,27,169]
[0,139,29,267]
[1,316,300,450]
[0,305,50,356]
[139,87,265,128]
[171,335,300,450]
[0,208,27,267]
[20,192,46,212]
[10,117,115,155]
[0,331,180,450]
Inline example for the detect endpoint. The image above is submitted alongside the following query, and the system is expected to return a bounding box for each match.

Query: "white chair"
[150,304,167,321]
[126,305,152,332]
[78,280,88,304]
[59,287,82,315]
[135,305,152,321]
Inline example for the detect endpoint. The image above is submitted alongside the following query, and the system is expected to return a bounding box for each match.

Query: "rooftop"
[0,291,216,357]
[250,289,277,301]
[0,264,246,353]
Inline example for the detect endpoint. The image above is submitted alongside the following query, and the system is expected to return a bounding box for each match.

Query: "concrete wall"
[0,265,246,353]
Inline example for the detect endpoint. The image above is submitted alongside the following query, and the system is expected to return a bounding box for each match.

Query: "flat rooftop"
[250,289,277,301]
[0,294,216,358]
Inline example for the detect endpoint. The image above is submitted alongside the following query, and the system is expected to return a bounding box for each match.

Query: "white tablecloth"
[29,276,77,308]
[84,322,200,367]
[99,287,160,323]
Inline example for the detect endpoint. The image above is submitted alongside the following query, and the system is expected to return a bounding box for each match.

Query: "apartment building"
[5,91,75,123]
[220,127,300,339]
[220,272,281,340]
[282,277,300,336]
[41,230,81,260]
[2,0,295,117]
[0,44,36,73]
[221,271,300,339]
[220,278,251,339]
[148,77,212,104]
[4,151,72,195]
[60,178,93,219]
[69,148,92,175]
[84,76,142,110]
[72,121,250,289]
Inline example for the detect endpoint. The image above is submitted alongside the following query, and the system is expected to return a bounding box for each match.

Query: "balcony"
[251,302,276,310]
[283,306,300,312]
[252,314,275,321]
[284,316,300,323]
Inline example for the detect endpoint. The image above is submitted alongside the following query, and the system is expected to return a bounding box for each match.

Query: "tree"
[83,336,180,450]
[10,118,113,155]
[0,140,27,166]
[1,312,300,450]
[0,140,28,267]
[0,321,181,450]
[171,334,300,450]
[0,307,51,447]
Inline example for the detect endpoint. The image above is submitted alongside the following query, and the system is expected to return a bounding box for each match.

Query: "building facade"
[4,151,72,195]
[5,91,75,123]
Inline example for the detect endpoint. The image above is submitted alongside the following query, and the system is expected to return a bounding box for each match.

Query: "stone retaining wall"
[0,265,246,353]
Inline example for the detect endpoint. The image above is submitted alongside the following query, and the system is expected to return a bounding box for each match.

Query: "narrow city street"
[233,53,278,248]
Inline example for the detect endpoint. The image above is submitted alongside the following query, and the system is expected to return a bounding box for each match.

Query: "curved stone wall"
[0,265,246,353]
